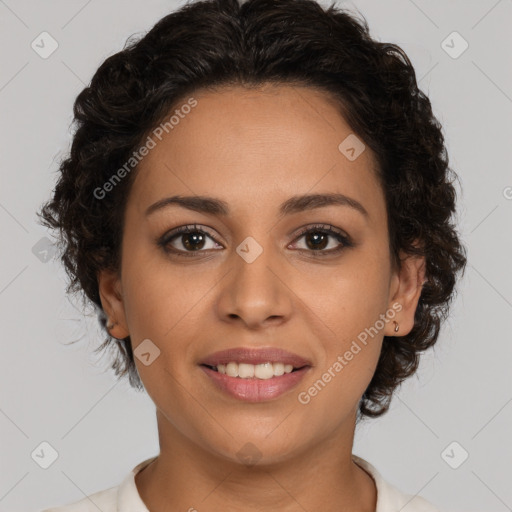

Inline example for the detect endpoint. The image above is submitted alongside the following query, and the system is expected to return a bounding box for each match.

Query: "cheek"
[119,237,208,339]
[301,253,390,333]
[119,250,221,399]
[295,252,390,383]
[296,269,388,422]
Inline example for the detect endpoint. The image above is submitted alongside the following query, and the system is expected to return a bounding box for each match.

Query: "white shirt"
[41,454,441,512]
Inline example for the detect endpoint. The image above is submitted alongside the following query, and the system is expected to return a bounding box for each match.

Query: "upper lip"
[200,347,312,368]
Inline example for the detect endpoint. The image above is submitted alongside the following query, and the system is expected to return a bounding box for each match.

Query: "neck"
[135,409,376,512]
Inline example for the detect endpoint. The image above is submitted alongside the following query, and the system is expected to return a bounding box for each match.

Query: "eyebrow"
[145,192,369,219]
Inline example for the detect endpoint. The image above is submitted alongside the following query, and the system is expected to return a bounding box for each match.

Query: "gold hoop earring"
[393,321,399,333]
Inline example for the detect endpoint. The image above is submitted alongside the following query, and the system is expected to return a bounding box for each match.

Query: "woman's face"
[99,83,424,464]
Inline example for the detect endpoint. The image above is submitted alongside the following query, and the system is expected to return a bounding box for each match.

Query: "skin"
[98,83,426,512]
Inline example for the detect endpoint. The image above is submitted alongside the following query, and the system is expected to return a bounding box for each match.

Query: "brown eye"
[291,224,353,256]
[179,231,207,251]
[302,231,330,250]
[158,224,223,257]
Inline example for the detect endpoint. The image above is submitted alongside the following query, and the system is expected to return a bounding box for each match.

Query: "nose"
[215,237,293,330]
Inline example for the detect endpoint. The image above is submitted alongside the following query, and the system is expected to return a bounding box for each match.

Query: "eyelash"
[157,223,353,258]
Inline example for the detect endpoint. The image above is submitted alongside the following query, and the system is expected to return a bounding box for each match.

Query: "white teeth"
[226,362,238,377]
[254,362,274,379]
[212,361,297,379]
[273,362,285,376]
[238,363,254,378]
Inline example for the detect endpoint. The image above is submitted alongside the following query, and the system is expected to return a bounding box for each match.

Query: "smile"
[205,361,300,379]
[199,346,312,402]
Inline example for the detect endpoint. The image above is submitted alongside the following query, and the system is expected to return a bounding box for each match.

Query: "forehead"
[129,83,384,222]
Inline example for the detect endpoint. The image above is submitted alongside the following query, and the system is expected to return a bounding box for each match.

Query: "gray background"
[1,1,511,511]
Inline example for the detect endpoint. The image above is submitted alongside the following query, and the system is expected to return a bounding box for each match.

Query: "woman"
[38,0,467,510]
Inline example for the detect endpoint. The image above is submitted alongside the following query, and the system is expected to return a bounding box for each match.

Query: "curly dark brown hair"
[37,0,467,419]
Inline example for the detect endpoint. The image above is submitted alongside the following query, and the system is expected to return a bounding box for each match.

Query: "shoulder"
[40,456,157,512]
[352,454,442,512]
[40,486,118,512]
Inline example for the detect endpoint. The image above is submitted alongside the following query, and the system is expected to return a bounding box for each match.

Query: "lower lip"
[200,365,310,402]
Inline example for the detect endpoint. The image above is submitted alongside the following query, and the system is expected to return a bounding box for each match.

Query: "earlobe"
[97,269,130,339]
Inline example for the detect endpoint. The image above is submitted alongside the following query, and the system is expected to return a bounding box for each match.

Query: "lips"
[199,347,312,402]
[200,364,310,402]
[199,347,312,368]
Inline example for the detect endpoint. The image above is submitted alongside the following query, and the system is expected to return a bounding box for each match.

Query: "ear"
[385,244,426,337]
[97,269,130,339]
